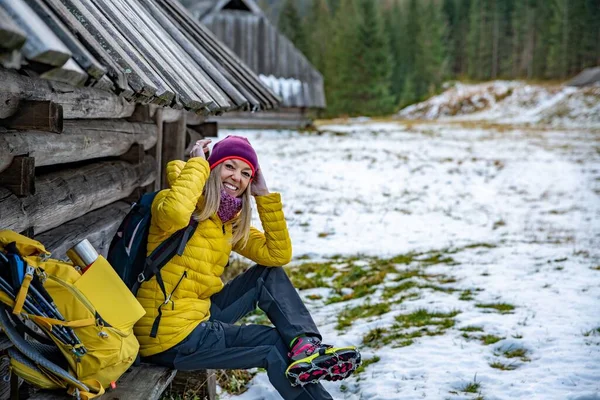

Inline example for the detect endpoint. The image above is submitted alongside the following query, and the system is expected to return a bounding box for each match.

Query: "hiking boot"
[285,336,362,386]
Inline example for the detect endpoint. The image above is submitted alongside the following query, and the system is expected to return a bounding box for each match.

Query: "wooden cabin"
[183,0,327,129]
[0,0,280,398]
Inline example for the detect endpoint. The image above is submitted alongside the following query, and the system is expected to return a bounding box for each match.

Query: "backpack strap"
[130,220,198,338]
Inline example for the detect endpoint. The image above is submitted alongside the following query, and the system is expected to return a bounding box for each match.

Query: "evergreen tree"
[325,0,362,116]
[415,0,447,96]
[442,0,459,76]
[547,0,570,78]
[354,0,395,115]
[304,0,331,75]
[454,0,472,77]
[399,0,421,106]
[385,1,404,102]
[279,0,308,55]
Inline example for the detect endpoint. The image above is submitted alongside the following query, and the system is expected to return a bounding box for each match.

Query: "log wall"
[0,76,208,260]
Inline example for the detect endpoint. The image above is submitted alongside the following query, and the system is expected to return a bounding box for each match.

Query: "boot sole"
[285,346,362,386]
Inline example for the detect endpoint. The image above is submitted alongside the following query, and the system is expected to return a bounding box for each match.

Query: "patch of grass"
[499,347,530,362]
[237,308,272,327]
[395,308,460,329]
[590,265,600,271]
[418,253,457,266]
[420,283,458,293]
[459,289,475,301]
[392,269,424,282]
[583,327,600,337]
[285,262,337,290]
[355,355,381,374]
[337,301,391,330]
[475,302,516,314]
[216,369,255,395]
[362,326,420,348]
[306,294,322,300]
[480,334,505,345]
[489,361,518,371]
[459,376,481,394]
[460,326,484,332]
[382,280,418,299]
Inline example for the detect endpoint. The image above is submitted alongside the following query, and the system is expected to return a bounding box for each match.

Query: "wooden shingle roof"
[0,0,280,114]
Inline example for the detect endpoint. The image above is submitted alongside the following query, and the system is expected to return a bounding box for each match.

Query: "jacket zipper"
[166,271,187,310]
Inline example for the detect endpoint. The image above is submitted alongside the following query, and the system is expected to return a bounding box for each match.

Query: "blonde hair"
[193,163,252,249]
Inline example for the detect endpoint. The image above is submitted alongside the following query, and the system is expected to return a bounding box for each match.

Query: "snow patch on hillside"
[398,81,600,128]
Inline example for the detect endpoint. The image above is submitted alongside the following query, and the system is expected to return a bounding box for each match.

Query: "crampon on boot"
[285,336,362,386]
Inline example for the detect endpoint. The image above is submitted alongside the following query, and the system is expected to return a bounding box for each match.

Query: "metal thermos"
[66,239,99,273]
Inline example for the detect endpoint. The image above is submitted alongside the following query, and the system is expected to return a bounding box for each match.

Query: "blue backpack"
[107,192,198,337]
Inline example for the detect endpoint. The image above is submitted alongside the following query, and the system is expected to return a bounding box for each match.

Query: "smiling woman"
[137,135,362,400]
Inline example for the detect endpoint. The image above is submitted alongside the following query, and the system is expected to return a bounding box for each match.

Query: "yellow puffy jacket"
[134,157,292,357]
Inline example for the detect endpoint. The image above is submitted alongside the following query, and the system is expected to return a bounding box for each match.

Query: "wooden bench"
[0,333,216,400]
[23,367,216,400]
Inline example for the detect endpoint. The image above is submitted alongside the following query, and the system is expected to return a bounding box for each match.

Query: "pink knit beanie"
[207,135,259,177]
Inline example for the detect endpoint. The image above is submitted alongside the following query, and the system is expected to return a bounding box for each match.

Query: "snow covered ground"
[215,118,599,400]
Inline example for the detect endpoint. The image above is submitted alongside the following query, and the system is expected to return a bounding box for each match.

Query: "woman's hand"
[190,139,212,159]
[251,167,269,196]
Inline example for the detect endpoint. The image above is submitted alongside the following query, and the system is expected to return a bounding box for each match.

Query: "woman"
[135,135,361,399]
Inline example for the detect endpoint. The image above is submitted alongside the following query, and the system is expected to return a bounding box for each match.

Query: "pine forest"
[265,0,600,117]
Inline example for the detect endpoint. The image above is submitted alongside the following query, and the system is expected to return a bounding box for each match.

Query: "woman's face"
[220,159,252,197]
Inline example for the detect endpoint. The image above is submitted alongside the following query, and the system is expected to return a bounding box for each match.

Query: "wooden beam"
[28,364,177,400]
[161,112,186,188]
[0,7,26,51]
[0,0,71,67]
[35,201,130,260]
[118,143,144,165]
[0,101,63,133]
[0,69,135,119]
[0,156,34,197]
[190,122,218,138]
[0,157,156,235]
[152,108,164,192]
[21,0,106,80]
[127,104,153,123]
[0,120,157,174]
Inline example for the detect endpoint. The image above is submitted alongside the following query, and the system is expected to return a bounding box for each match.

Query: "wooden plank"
[0,157,156,235]
[39,0,131,96]
[0,119,157,173]
[0,7,26,51]
[189,121,218,138]
[0,156,35,197]
[41,0,154,100]
[93,0,215,111]
[38,58,89,87]
[0,100,63,133]
[118,143,144,165]
[0,69,135,119]
[35,201,130,259]
[161,112,186,188]
[29,364,177,400]
[152,108,164,192]
[157,0,279,110]
[140,0,245,108]
[23,0,106,79]
[63,0,157,99]
[0,0,71,67]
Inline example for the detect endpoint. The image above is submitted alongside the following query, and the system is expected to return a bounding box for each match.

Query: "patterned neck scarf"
[218,189,243,223]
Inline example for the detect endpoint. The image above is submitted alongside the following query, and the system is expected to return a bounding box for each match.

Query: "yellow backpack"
[0,230,146,399]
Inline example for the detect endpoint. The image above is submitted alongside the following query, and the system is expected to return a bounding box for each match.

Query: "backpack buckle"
[25,265,34,277]
[137,273,145,283]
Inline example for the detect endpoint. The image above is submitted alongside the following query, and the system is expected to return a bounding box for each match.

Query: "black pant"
[145,265,332,400]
